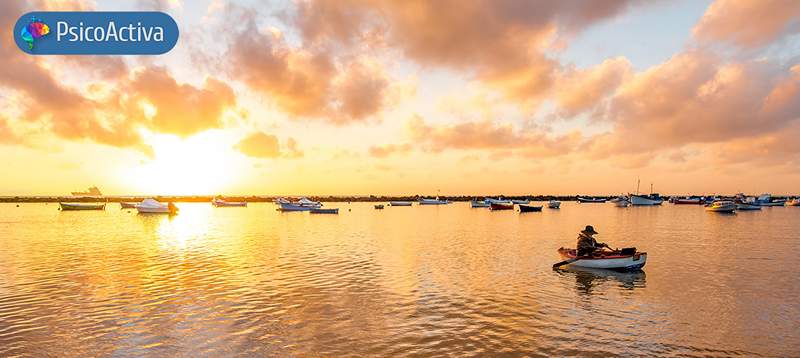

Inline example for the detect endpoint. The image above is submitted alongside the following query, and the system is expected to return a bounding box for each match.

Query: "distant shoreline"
[0,194,793,203]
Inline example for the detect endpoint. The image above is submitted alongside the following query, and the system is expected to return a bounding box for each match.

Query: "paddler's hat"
[581,225,598,235]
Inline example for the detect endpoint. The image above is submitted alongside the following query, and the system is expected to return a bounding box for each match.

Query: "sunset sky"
[2,0,800,196]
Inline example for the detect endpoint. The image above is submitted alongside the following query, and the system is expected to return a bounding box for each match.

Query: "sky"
[1,0,800,196]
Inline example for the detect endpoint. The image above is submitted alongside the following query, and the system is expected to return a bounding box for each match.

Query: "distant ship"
[71,186,103,196]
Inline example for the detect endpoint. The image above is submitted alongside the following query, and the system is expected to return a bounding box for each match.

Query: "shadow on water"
[554,267,647,294]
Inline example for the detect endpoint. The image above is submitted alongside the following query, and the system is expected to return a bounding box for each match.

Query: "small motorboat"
[471,199,490,208]
[557,247,646,271]
[120,202,137,209]
[136,199,178,214]
[59,202,106,211]
[212,197,247,207]
[547,200,561,209]
[310,208,339,214]
[518,204,542,212]
[418,197,450,205]
[754,193,785,206]
[786,198,800,207]
[511,199,530,205]
[736,202,762,211]
[490,202,514,210]
[389,201,413,206]
[577,197,606,203]
[374,204,385,209]
[705,200,736,213]
[672,197,703,205]
[278,197,322,211]
[485,197,513,205]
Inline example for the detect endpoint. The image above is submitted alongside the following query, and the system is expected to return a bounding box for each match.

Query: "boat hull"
[736,204,761,211]
[490,203,514,210]
[629,195,663,206]
[212,200,247,207]
[511,200,530,205]
[577,197,606,203]
[418,199,449,205]
[278,203,314,211]
[60,203,106,211]
[389,201,413,206]
[120,202,137,209]
[547,201,561,209]
[471,201,490,208]
[673,198,702,205]
[310,208,339,214]
[558,248,646,271]
[518,204,542,212]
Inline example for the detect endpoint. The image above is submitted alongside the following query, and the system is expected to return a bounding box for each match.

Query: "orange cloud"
[555,57,632,117]
[368,143,413,158]
[406,115,583,157]
[294,0,640,108]
[591,51,800,157]
[235,132,303,159]
[126,67,235,136]
[693,0,800,47]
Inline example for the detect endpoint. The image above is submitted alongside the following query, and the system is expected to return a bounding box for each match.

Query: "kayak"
[557,248,646,271]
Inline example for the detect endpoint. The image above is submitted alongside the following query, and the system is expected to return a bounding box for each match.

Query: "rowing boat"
[490,202,514,210]
[310,208,339,214]
[518,204,542,212]
[59,202,106,211]
[557,248,646,271]
[577,197,606,203]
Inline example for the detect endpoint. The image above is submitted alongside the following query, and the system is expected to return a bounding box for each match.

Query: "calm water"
[0,202,798,356]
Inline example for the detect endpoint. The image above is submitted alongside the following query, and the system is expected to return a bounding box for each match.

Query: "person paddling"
[576,225,610,257]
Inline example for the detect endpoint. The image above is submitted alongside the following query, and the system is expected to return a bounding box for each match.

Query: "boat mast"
[636,178,640,196]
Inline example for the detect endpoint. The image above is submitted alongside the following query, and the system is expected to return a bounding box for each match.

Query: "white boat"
[755,193,785,206]
[629,194,663,206]
[547,200,561,209]
[557,248,646,271]
[419,197,450,205]
[786,198,800,207]
[212,197,247,207]
[389,201,413,206]
[511,199,530,205]
[59,202,106,211]
[615,199,630,207]
[485,197,513,205]
[471,199,490,208]
[705,200,736,213]
[278,198,322,211]
[136,199,178,214]
[576,197,606,203]
[736,202,761,211]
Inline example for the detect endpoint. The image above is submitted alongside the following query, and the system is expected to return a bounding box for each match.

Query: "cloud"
[235,132,303,159]
[693,0,800,48]
[368,143,412,158]
[227,16,391,124]
[589,51,800,157]
[406,115,583,157]
[294,0,640,108]
[125,66,236,136]
[555,57,632,117]
[0,118,20,144]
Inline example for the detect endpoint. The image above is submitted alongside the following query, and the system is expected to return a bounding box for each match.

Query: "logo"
[14,12,179,55]
[19,17,50,50]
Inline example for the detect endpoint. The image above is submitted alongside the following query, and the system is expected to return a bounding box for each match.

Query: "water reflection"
[555,267,647,294]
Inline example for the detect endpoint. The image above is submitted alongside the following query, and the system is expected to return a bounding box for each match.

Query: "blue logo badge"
[14,12,179,55]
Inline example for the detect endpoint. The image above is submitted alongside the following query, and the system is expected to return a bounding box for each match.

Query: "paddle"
[552,258,578,269]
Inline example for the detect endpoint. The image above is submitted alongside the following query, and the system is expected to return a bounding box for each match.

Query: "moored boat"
[705,200,736,213]
[490,202,514,210]
[136,199,178,214]
[754,193,785,206]
[629,194,663,206]
[120,202,137,209]
[518,204,542,212]
[736,202,762,211]
[485,197,513,205]
[278,197,322,211]
[59,202,106,211]
[418,197,450,205]
[511,199,530,205]
[557,248,646,271]
[310,208,339,214]
[389,201,413,206]
[212,197,247,207]
[786,198,800,207]
[673,197,703,205]
[470,199,490,208]
[374,204,384,209]
[577,197,606,203]
[547,200,561,209]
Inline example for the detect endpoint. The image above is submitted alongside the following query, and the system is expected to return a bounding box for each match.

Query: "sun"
[124,131,244,195]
